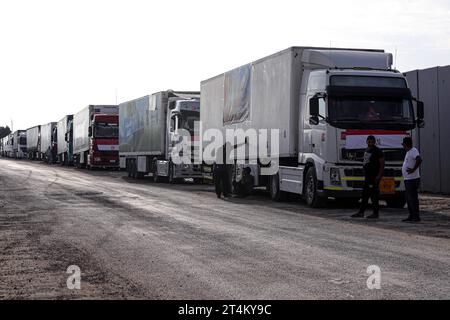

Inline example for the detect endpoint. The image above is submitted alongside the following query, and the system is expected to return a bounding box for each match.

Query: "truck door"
[311,97,327,157]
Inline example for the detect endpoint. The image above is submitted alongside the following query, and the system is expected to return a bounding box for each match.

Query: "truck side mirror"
[169,101,177,110]
[310,97,319,117]
[88,126,92,137]
[416,100,424,119]
[309,97,320,125]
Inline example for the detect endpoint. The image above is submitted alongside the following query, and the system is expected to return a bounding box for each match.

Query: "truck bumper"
[174,164,203,178]
[319,188,405,200]
[321,164,405,199]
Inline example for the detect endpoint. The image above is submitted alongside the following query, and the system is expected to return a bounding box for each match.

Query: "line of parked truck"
[0,46,425,208]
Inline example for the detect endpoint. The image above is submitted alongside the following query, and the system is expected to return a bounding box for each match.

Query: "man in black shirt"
[351,135,385,219]
[214,142,232,198]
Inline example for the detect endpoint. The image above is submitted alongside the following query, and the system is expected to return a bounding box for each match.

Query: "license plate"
[110,160,116,163]
[380,177,396,194]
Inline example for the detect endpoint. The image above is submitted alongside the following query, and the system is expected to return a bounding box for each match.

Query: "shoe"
[402,217,413,222]
[216,194,222,199]
[366,214,379,219]
[351,212,364,218]
[411,217,421,222]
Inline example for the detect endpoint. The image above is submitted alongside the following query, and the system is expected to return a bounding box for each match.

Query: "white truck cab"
[292,66,422,207]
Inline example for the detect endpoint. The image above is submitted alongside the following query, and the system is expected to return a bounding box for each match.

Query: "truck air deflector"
[302,50,392,69]
[326,86,413,100]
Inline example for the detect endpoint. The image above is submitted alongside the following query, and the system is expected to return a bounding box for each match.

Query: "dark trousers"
[405,178,420,219]
[214,168,231,198]
[359,178,380,215]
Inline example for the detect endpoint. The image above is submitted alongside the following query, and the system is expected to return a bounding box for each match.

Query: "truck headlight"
[330,168,341,186]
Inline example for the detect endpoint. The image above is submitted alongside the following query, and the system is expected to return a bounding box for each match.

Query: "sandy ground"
[0,158,449,299]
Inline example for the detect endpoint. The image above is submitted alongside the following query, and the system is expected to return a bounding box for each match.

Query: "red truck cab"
[87,114,119,169]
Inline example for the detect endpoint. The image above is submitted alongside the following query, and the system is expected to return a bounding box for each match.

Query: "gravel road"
[0,158,449,299]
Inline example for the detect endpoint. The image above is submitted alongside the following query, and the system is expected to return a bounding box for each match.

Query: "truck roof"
[201,46,386,84]
[119,90,200,105]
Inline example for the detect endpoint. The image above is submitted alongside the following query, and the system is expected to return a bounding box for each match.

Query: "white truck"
[40,122,57,163]
[1,134,14,158]
[57,115,74,165]
[26,125,41,160]
[200,47,424,207]
[119,90,202,182]
[12,130,27,159]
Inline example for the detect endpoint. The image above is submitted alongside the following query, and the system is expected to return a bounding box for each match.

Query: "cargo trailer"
[40,122,57,163]
[57,115,74,165]
[26,125,41,160]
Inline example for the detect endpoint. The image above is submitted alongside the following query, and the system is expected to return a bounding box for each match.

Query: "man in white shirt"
[401,137,423,222]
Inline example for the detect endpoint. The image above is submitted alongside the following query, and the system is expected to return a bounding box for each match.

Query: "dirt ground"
[0,158,449,299]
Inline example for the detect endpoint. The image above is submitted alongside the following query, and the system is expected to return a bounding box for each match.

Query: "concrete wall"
[404,65,450,194]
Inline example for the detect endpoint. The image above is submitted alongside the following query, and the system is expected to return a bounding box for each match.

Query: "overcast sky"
[1,0,449,131]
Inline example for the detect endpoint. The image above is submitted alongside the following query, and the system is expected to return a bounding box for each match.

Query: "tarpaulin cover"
[223,64,251,125]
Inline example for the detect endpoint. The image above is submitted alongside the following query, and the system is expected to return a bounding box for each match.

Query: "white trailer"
[201,47,424,207]
[26,125,41,160]
[40,122,57,163]
[57,115,73,165]
[12,130,27,159]
[2,134,14,157]
[119,90,202,182]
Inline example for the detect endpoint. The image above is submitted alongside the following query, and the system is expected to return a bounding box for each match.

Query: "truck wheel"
[168,163,178,184]
[194,178,203,185]
[304,167,326,208]
[386,195,406,208]
[127,160,131,178]
[269,173,286,202]
[131,160,137,179]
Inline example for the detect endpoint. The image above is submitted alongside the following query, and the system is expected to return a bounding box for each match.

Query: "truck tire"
[194,178,203,185]
[304,166,326,208]
[127,160,132,178]
[269,173,286,202]
[386,195,406,208]
[168,163,178,184]
[131,160,137,179]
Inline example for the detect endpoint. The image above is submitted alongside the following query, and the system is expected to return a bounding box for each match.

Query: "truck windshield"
[179,110,199,135]
[94,123,118,138]
[328,98,415,130]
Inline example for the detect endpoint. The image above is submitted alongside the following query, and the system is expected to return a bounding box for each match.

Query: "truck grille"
[344,168,403,177]
[342,148,406,162]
